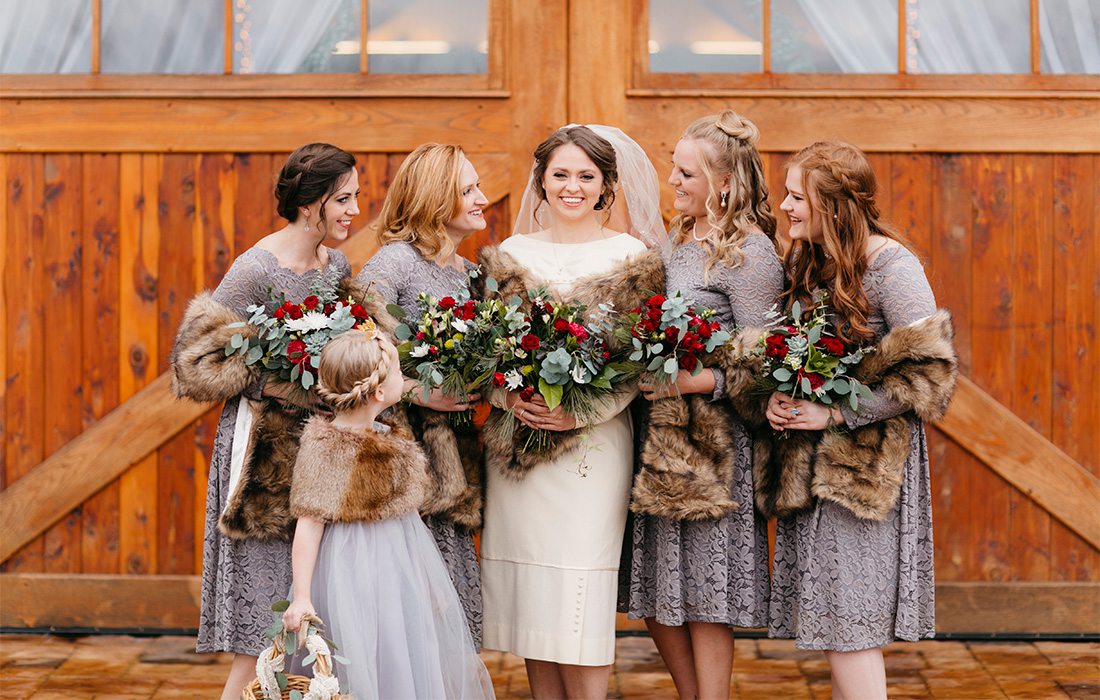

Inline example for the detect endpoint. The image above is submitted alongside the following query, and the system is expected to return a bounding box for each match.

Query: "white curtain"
[239,0,351,73]
[0,0,90,73]
[793,0,896,72]
[1039,0,1100,73]
[100,0,223,73]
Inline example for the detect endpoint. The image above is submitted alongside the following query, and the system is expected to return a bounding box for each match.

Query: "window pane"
[908,0,1030,73]
[649,0,762,73]
[1040,0,1100,74]
[234,0,361,74]
[0,0,90,73]
[772,0,896,73]
[102,0,223,74]
[368,0,487,74]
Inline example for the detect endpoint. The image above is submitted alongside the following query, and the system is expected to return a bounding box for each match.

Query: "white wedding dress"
[480,232,647,666]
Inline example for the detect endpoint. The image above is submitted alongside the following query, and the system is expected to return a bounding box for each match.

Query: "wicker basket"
[241,613,341,700]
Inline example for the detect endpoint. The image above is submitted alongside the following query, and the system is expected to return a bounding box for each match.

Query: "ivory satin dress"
[481,233,647,666]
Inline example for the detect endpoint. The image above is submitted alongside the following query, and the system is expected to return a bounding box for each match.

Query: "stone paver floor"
[0,633,1096,698]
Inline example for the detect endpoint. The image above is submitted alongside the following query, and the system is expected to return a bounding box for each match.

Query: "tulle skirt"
[293,513,494,699]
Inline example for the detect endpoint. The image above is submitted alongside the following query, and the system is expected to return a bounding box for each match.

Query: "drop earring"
[720,191,728,208]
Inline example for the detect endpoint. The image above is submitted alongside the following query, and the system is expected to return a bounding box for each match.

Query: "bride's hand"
[520,394,578,432]
[404,379,477,412]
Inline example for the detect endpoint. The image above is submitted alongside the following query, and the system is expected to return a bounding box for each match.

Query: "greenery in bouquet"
[614,290,730,385]
[224,284,373,392]
[757,293,873,415]
[482,285,627,454]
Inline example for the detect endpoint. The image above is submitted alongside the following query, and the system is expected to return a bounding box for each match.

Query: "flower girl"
[281,322,494,698]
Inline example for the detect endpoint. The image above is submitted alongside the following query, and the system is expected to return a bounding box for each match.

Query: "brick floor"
[0,634,1096,699]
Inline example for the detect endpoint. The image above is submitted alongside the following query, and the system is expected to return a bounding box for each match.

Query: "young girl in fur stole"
[281,325,494,699]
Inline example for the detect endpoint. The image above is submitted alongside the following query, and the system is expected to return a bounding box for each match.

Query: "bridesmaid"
[766,140,955,698]
[623,110,782,700]
[355,143,489,647]
[171,143,359,700]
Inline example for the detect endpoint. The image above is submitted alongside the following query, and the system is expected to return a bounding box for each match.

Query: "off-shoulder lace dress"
[768,245,937,650]
[356,241,483,648]
[197,247,351,655]
[621,235,783,627]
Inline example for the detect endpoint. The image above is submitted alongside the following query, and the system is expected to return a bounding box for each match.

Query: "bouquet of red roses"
[225,285,373,391]
[481,287,625,454]
[758,294,873,415]
[615,290,730,384]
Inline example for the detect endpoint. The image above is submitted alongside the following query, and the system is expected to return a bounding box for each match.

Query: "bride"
[478,124,666,699]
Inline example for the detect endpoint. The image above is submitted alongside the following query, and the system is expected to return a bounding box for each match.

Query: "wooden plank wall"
[3,150,1097,585]
[1,151,510,577]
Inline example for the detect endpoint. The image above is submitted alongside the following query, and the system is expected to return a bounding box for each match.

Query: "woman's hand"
[282,597,315,633]
[639,368,716,401]
[506,392,577,432]
[404,379,479,412]
[766,392,845,431]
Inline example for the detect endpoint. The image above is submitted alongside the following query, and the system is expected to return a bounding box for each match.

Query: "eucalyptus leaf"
[833,378,850,394]
[663,357,678,376]
[247,346,264,364]
[230,333,243,349]
[285,631,296,652]
[271,600,290,612]
[395,324,412,341]
[539,379,563,411]
[791,300,802,321]
[628,350,643,361]
[277,672,289,690]
[800,376,812,394]
[772,367,792,382]
[807,325,822,345]
[651,343,664,355]
[849,391,859,411]
[486,277,499,293]
[334,654,351,665]
[290,691,304,700]
[646,356,664,371]
[386,303,407,320]
[301,371,314,391]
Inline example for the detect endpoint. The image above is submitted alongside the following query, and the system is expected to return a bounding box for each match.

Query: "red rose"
[818,337,846,356]
[520,334,540,351]
[542,302,554,314]
[428,346,440,356]
[648,294,666,307]
[678,353,699,372]
[455,300,477,320]
[438,296,456,310]
[274,306,286,320]
[567,323,588,341]
[286,339,308,364]
[602,350,611,360]
[520,386,535,401]
[697,323,712,339]
[664,325,680,343]
[797,368,825,391]
[492,372,506,387]
[303,295,319,310]
[287,305,304,320]
[415,331,427,340]
[350,303,369,321]
[630,306,641,315]
[647,307,662,321]
[554,318,569,332]
[765,334,789,359]
[323,303,336,315]
[641,319,658,333]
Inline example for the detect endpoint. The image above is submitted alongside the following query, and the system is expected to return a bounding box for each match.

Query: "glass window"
[0,0,91,73]
[101,0,223,74]
[908,0,1030,73]
[367,0,488,74]
[233,0,361,74]
[772,0,896,73]
[649,0,762,72]
[1040,0,1100,74]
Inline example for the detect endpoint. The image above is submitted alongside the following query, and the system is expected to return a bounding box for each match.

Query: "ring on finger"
[790,408,801,416]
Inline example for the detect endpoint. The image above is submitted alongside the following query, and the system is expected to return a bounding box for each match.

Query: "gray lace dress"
[196,247,351,655]
[768,245,937,651]
[622,235,783,628]
[356,241,483,649]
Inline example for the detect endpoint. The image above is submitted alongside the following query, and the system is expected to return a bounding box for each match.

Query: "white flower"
[571,363,591,385]
[451,318,469,333]
[410,344,430,358]
[305,673,341,700]
[284,311,332,333]
[504,370,524,390]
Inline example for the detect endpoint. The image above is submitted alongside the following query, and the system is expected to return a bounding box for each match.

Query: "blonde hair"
[670,110,777,279]
[372,143,467,263]
[315,330,395,410]
[782,140,913,345]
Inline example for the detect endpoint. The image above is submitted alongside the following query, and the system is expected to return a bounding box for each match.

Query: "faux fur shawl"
[475,245,665,480]
[290,416,428,524]
[749,310,958,521]
[630,326,766,521]
[403,407,485,530]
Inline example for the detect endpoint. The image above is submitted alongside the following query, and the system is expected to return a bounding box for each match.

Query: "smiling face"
[444,157,489,242]
[669,138,723,219]
[306,168,360,242]
[541,143,604,221]
[781,165,823,243]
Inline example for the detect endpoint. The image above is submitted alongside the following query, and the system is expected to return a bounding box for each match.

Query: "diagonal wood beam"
[936,375,1100,549]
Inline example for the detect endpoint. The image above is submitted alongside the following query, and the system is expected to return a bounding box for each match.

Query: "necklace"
[691,222,711,242]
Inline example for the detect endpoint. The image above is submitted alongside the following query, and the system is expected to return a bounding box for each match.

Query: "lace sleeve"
[841,247,938,429]
[210,250,269,314]
[328,247,352,280]
[356,242,415,304]
[707,236,784,400]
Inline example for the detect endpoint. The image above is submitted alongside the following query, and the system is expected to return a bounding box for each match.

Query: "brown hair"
[372,143,467,263]
[670,110,776,278]
[315,330,395,411]
[531,126,618,211]
[782,140,913,345]
[274,143,357,223]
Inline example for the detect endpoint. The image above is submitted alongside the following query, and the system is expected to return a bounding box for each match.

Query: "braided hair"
[670,110,777,280]
[782,140,913,345]
[314,329,395,411]
[274,143,357,225]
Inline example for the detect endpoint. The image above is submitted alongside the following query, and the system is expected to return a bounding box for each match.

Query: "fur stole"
[475,245,665,480]
[169,292,259,403]
[290,416,429,524]
[403,406,485,530]
[630,326,766,521]
[752,310,957,521]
